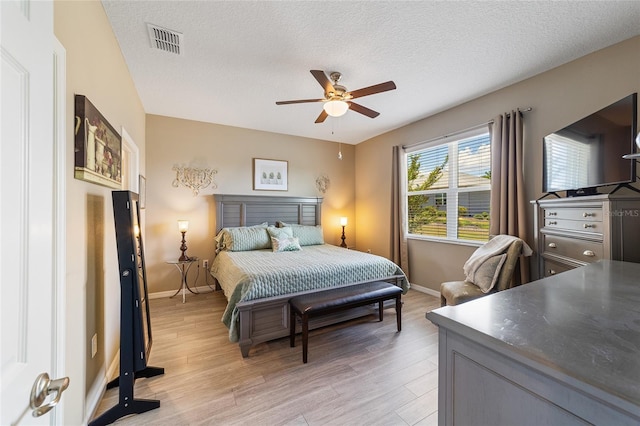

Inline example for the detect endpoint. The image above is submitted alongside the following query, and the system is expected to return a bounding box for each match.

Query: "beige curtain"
[489,111,530,283]
[391,145,410,280]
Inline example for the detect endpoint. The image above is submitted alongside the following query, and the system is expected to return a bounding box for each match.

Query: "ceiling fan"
[276,70,396,123]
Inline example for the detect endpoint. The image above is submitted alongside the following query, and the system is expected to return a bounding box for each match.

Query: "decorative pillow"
[267,226,293,240]
[474,254,507,293]
[215,223,269,252]
[277,222,324,246]
[271,236,302,252]
[214,230,226,253]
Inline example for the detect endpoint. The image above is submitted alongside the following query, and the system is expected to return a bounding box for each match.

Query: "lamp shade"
[340,217,348,226]
[178,220,189,233]
[323,100,349,117]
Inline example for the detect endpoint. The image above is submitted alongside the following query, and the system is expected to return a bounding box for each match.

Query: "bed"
[210,194,409,357]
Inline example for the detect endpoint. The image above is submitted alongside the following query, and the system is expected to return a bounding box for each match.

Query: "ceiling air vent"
[147,23,183,55]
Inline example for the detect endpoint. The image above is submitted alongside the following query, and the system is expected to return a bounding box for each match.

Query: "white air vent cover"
[147,23,183,55]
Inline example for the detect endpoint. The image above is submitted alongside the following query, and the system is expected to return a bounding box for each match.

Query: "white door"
[1,1,67,424]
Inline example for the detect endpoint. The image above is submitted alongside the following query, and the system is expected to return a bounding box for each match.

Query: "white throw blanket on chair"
[463,235,533,285]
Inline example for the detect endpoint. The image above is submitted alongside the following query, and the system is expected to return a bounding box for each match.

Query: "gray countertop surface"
[427,260,640,409]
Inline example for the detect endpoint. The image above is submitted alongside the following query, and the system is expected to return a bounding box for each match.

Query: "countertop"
[426,260,640,411]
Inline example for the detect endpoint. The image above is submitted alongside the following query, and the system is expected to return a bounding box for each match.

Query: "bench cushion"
[290,281,402,315]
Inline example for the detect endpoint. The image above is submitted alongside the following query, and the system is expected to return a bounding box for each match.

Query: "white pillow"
[270,236,302,252]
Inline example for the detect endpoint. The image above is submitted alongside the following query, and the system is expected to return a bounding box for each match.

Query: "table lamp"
[178,220,190,261]
[340,217,347,248]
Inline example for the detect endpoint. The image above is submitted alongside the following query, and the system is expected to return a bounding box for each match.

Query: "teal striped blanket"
[211,244,409,342]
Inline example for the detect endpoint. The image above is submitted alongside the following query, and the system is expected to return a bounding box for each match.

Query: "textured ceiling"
[101,1,640,144]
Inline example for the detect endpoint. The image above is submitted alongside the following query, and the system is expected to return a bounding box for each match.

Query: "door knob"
[29,372,70,417]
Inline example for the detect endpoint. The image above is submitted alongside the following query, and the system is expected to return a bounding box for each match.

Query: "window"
[406,127,491,242]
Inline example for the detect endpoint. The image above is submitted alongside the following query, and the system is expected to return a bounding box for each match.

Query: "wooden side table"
[166,257,198,303]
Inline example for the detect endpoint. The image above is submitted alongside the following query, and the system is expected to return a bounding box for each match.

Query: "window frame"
[404,126,491,246]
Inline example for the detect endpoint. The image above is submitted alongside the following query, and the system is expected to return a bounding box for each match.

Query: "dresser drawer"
[543,218,602,234]
[541,258,576,278]
[542,234,603,263]
[544,207,602,222]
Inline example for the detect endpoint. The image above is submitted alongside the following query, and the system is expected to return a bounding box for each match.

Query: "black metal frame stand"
[88,271,164,426]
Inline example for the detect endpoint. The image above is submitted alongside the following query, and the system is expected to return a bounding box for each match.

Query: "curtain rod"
[402,107,532,150]
[489,107,533,123]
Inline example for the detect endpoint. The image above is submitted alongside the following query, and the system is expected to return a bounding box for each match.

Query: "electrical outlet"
[203,259,209,269]
[367,249,372,254]
[91,333,98,358]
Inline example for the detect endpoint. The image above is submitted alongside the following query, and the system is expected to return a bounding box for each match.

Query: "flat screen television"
[542,93,637,194]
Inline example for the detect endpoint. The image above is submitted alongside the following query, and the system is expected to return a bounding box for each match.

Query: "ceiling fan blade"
[276,98,324,105]
[315,109,328,123]
[310,70,335,95]
[348,81,396,99]
[348,102,380,118]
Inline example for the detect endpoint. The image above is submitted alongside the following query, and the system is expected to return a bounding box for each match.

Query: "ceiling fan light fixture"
[323,100,349,117]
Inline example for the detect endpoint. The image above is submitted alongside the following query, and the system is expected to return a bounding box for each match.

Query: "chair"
[440,238,524,306]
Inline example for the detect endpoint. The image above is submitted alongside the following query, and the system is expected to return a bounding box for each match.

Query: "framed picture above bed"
[253,158,288,191]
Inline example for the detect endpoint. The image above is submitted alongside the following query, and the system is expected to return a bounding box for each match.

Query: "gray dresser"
[532,193,640,279]
[427,260,640,425]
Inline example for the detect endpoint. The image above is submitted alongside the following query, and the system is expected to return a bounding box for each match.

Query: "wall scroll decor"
[253,158,288,191]
[315,174,330,194]
[74,95,122,189]
[172,166,218,196]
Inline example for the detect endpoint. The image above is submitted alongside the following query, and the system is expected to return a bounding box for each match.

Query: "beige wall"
[50,4,639,420]
[55,1,146,424]
[145,115,355,293]
[356,36,640,292]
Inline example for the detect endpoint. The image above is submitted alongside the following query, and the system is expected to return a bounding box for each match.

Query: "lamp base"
[179,231,189,261]
[340,226,347,248]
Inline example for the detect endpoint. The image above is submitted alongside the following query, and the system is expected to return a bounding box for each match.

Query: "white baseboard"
[107,349,120,382]
[85,350,120,424]
[149,285,438,299]
[84,365,107,425]
[409,283,440,298]
[149,285,217,300]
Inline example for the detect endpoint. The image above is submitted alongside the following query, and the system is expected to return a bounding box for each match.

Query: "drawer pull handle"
[583,250,595,257]
[548,243,557,248]
[583,212,596,218]
[549,269,556,275]
[583,224,596,229]
[548,221,558,225]
[548,212,558,217]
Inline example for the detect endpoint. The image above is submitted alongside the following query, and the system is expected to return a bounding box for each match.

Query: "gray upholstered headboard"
[213,194,322,232]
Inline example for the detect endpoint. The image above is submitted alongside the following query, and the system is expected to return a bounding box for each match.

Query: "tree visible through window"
[406,129,491,242]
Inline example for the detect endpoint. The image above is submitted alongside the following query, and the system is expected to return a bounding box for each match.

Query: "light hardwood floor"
[93,288,441,425]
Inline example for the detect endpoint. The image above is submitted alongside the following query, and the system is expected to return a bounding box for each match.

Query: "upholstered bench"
[289,281,402,363]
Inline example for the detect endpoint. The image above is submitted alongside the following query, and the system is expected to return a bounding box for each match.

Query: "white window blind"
[405,127,491,242]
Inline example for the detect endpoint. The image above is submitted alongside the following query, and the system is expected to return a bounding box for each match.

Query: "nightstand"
[166,257,198,303]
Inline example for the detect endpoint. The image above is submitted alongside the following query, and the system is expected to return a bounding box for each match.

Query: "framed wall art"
[138,175,146,208]
[74,94,122,189]
[253,158,288,191]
